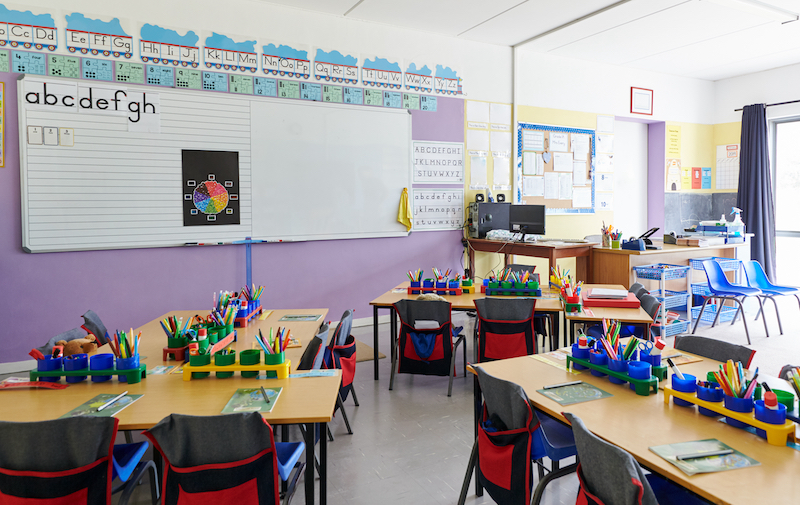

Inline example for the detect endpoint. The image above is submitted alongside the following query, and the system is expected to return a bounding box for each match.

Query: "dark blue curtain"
[737,104,776,280]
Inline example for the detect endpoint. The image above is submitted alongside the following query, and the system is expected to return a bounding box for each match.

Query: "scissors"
[637,340,654,354]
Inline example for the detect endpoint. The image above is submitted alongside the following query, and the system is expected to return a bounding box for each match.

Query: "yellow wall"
[665,121,714,193]
[712,121,742,194]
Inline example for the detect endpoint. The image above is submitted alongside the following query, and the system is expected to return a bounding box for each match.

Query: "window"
[771,118,800,284]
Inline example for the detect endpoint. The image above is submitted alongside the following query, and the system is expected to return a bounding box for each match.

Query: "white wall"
[16,0,513,103]
[714,62,800,124]
[514,50,716,124]
[614,120,648,236]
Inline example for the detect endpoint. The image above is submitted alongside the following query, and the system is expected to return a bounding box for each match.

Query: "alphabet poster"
[182,150,240,226]
[412,189,464,231]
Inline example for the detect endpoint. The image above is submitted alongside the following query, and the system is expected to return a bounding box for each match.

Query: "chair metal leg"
[756,297,770,337]
[457,437,479,505]
[692,298,712,334]
[350,388,359,407]
[283,461,305,505]
[389,337,398,391]
[768,296,783,335]
[730,297,741,325]
[114,460,160,505]
[530,462,579,505]
[327,425,334,442]
[448,338,458,397]
[734,299,752,345]
[337,394,353,435]
[712,299,724,328]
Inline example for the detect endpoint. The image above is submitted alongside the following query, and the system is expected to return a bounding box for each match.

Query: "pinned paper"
[573,187,591,208]
[553,152,572,172]
[470,156,488,189]
[550,132,568,152]
[523,176,544,197]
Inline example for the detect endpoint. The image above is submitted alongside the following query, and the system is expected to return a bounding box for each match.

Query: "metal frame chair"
[673,335,755,368]
[743,260,799,335]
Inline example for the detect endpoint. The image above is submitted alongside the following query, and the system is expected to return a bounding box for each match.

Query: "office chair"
[391,299,466,396]
[458,366,578,505]
[692,259,767,344]
[473,297,537,362]
[743,260,799,335]
[561,413,710,505]
[673,335,755,368]
[144,412,304,505]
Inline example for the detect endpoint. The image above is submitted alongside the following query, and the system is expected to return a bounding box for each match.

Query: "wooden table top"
[467,238,597,251]
[369,282,564,312]
[473,350,800,505]
[564,284,652,324]
[2,309,340,430]
[592,242,748,256]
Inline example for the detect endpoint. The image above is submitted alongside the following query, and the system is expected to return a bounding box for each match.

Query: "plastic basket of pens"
[633,263,690,281]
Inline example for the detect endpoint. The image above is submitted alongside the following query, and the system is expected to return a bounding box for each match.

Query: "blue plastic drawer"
[651,319,690,337]
[689,257,740,272]
[633,264,690,281]
[691,304,739,324]
[650,290,690,309]
[691,282,712,297]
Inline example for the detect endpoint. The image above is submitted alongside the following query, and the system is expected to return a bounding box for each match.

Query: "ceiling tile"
[256,0,359,15]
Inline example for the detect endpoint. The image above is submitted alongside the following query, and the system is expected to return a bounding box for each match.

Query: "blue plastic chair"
[275,441,306,505]
[743,260,799,335]
[112,441,159,505]
[692,259,767,344]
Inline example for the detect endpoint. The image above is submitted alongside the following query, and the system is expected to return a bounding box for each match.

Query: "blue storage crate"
[689,257,740,272]
[651,319,690,338]
[691,282,713,297]
[650,290,690,310]
[633,263,690,281]
[691,304,739,324]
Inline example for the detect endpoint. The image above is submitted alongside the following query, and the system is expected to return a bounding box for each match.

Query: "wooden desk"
[2,309,337,505]
[470,353,800,505]
[564,284,653,345]
[591,242,747,288]
[467,238,595,282]
[368,282,564,380]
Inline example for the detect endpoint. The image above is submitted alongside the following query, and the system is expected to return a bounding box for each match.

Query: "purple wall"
[647,122,666,231]
[1,72,465,364]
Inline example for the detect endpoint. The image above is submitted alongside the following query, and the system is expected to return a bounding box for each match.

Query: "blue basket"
[650,290,690,309]
[689,257,740,272]
[691,282,713,296]
[651,319,690,337]
[633,264,690,281]
[691,304,739,324]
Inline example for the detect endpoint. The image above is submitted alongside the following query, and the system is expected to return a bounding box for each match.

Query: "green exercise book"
[221,388,282,414]
[649,439,760,476]
[537,382,612,406]
[60,393,143,418]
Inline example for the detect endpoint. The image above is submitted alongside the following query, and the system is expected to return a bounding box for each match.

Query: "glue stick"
[765,391,779,410]
[652,338,666,355]
[198,328,207,341]
[578,335,589,350]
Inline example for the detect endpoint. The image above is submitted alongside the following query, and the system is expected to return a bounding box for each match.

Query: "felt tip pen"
[260,386,271,404]
[97,391,128,411]
[667,358,685,380]
[543,380,583,390]
[675,449,733,461]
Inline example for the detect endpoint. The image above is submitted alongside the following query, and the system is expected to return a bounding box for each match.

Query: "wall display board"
[515,122,595,214]
[19,76,411,252]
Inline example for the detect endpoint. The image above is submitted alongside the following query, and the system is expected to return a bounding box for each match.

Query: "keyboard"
[535,237,589,243]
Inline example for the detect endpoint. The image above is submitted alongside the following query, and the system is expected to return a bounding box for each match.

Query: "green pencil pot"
[189,354,211,379]
[214,350,236,378]
[240,349,261,378]
[461,279,473,287]
[264,351,285,378]
[167,336,188,348]
[529,281,539,289]
[773,389,795,410]
[225,323,234,337]
[197,338,209,353]
[488,281,500,289]
[500,281,512,290]
[208,326,225,344]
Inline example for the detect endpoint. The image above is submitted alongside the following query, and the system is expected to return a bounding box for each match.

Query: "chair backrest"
[703,259,735,291]
[297,323,329,370]
[144,413,279,505]
[473,298,537,361]
[639,293,661,320]
[393,299,454,376]
[743,260,771,289]
[673,335,756,368]
[563,413,658,505]
[628,282,648,299]
[0,417,118,504]
[331,309,353,347]
[474,366,535,431]
[584,234,602,243]
[394,299,451,327]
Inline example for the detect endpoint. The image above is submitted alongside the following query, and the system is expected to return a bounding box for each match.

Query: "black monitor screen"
[509,205,545,235]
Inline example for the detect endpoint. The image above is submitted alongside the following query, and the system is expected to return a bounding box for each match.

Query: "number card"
[176,68,202,90]
[322,84,342,103]
[278,80,299,99]
[0,50,8,73]
[343,87,363,105]
[253,77,276,97]
[420,95,437,112]
[364,89,382,106]
[402,93,420,110]
[300,82,321,101]
[230,75,254,94]
[146,65,174,86]
[82,58,112,81]
[115,62,144,84]
[12,51,45,75]
[383,91,401,108]
[202,71,227,91]
[48,55,80,79]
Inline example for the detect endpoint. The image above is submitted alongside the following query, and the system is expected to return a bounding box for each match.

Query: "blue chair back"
[744,260,771,290]
[703,259,760,296]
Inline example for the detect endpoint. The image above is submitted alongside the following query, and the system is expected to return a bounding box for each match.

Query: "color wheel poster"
[182,150,240,226]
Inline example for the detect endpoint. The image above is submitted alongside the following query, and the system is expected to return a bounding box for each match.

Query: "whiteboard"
[250,100,410,241]
[18,76,410,253]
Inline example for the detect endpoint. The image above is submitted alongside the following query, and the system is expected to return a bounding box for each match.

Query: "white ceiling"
[260,0,800,81]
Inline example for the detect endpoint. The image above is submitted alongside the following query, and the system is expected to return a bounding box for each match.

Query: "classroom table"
[564,284,653,345]
[2,308,337,505]
[466,238,596,283]
[368,282,564,380]
[467,351,800,505]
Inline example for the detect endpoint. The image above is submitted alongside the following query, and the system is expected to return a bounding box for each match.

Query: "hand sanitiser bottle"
[730,207,744,237]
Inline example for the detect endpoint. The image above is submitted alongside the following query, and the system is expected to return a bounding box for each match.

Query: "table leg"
[469,247,475,279]
[390,308,397,364]
[473,373,483,497]
[304,422,315,505]
[373,306,379,380]
[576,254,590,283]
[320,422,327,505]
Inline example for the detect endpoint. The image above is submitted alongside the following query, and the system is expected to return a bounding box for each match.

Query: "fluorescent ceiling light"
[704,0,799,23]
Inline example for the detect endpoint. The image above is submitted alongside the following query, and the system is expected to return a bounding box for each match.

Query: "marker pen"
[667,358,685,380]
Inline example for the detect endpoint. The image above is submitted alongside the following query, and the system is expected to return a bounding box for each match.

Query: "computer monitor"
[509,204,545,235]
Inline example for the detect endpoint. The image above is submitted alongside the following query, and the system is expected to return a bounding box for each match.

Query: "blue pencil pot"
[64,354,88,383]
[628,361,651,390]
[589,350,608,377]
[640,351,661,368]
[449,280,459,295]
[117,355,140,383]
[607,359,628,384]
[90,353,114,382]
[410,281,421,294]
[754,400,787,439]
[696,383,724,416]
[436,280,447,295]
[37,356,62,382]
[571,344,590,370]
[671,373,696,407]
[723,395,754,429]
[423,279,435,291]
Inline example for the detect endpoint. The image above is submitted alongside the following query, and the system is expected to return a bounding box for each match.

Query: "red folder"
[582,291,641,308]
